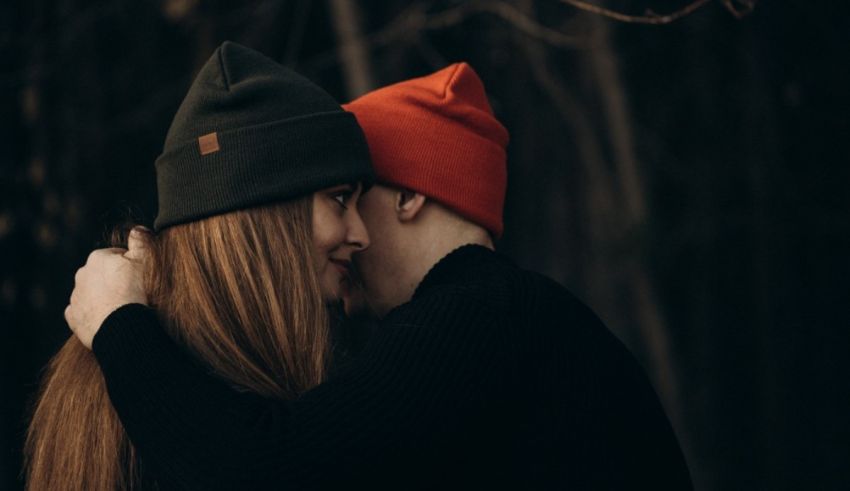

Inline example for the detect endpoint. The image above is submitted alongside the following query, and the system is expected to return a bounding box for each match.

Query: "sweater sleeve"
[93,290,508,490]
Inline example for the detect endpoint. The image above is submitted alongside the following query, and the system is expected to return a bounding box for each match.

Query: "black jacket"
[93,245,692,490]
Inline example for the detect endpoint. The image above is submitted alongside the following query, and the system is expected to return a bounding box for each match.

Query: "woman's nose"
[347,210,370,251]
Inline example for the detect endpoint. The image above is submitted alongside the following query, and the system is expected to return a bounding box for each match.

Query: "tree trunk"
[327,0,375,99]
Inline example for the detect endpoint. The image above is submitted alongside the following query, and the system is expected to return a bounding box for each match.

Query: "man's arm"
[93,290,508,489]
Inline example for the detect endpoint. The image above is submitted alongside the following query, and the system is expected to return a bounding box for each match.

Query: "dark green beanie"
[153,41,374,231]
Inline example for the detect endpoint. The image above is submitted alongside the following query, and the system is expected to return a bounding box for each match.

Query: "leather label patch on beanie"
[198,132,220,155]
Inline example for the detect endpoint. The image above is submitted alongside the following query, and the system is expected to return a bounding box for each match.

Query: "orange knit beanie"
[343,63,509,238]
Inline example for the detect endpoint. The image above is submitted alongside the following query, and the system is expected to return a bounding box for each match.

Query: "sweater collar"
[412,244,512,300]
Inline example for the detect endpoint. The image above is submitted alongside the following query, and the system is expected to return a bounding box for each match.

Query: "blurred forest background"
[1,0,848,489]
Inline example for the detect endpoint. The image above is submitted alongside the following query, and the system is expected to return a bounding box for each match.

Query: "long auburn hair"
[24,196,330,490]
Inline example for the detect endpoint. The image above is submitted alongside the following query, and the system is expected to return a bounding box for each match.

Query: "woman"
[24,41,373,490]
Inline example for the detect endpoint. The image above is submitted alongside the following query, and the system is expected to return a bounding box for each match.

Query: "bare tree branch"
[305,0,584,70]
[516,31,611,204]
[425,1,584,47]
[720,0,758,19]
[327,0,376,98]
[584,15,646,223]
[559,0,712,24]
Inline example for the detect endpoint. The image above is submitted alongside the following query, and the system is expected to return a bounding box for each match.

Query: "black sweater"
[93,245,692,490]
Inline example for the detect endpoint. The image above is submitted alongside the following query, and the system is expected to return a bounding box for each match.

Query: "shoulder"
[517,269,601,323]
[489,262,599,328]
[385,284,508,332]
[506,268,640,362]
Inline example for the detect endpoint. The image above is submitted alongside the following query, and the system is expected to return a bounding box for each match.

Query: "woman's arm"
[93,290,508,490]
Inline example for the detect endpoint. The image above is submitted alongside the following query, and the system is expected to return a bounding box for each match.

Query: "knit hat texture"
[343,62,508,238]
[154,41,373,231]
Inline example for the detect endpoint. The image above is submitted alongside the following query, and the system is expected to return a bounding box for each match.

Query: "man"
[67,63,692,489]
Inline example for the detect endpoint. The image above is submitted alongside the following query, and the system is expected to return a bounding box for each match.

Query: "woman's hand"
[65,229,150,349]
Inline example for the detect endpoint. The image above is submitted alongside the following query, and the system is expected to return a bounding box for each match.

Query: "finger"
[88,248,127,263]
[124,228,150,262]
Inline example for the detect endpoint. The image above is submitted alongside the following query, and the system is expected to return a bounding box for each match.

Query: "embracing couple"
[26,42,691,490]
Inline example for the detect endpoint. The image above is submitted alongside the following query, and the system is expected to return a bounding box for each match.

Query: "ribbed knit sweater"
[93,245,692,490]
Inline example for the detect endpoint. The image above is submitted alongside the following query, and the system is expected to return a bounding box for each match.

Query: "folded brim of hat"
[154,110,373,231]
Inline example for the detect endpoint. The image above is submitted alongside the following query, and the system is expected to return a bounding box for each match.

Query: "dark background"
[1,1,848,489]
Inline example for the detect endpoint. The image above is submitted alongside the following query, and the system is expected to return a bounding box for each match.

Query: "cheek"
[312,206,346,258]
[354,228,389,288]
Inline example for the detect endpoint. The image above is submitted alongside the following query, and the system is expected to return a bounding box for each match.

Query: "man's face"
[345,185,406,318]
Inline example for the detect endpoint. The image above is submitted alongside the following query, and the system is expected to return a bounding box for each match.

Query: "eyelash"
[333,191,352,210]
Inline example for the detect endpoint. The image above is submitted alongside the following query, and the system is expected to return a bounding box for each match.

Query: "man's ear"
[395,189,427,223]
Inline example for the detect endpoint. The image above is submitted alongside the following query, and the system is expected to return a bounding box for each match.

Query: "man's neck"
[378,209,496,317]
